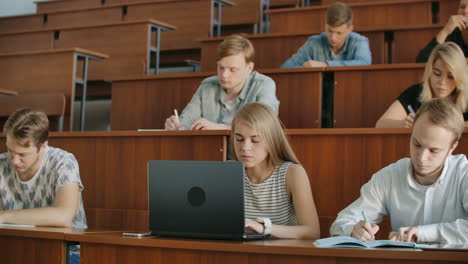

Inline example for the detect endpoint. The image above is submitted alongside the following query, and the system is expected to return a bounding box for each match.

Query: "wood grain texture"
[287,128,468,237]
[0,21,168,80]
[200,29,386,71]
[54,22,150,80]
[392,25,443,63]
[223,0,262,25]
[0,131,226,229]
[111,69,322,130]
[267,0,433,33]
[0,31,53,53]
[2,1,214,51]
[332,64,425,128]
[0,236,64,264]
[0,49,78,130]
[65,232,468,263]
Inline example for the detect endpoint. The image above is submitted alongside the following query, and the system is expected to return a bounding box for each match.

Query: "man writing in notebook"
[0,108,86,228]
[280,2,371,68]
[330,98,468,244]
[165,34,279,130]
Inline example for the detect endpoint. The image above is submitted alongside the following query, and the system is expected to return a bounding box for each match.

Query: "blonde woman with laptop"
[231,103,320,239]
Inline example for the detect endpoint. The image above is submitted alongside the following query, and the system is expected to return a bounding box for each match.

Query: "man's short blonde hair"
[216,34,255,63]
[3,108,49,149]
[414,98,464,143]
[326,2,353,26]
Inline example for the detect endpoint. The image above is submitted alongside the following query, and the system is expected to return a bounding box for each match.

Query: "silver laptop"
[148,160,270,240]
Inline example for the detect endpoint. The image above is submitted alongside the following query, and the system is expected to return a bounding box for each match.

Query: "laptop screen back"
[148,160,245,240]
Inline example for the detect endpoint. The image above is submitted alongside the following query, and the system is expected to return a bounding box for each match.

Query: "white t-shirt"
[0,146,87,228]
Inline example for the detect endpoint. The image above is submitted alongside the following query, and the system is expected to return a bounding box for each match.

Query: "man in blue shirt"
[281,2,372,68]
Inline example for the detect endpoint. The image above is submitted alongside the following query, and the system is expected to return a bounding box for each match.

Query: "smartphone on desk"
[122,231,152,237]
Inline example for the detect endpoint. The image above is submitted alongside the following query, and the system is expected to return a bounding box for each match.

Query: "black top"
[397,83,468,120]
[416,29,467,63]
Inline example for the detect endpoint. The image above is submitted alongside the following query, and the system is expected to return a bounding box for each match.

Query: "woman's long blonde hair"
[231,103,300,166]
[420,42,468,112]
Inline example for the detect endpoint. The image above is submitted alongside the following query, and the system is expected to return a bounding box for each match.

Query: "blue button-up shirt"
[280,32,372,68]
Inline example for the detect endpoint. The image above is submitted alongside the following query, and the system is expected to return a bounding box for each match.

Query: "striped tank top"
[244,162,297,226]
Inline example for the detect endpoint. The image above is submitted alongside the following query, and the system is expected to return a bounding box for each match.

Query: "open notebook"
[313,236,416,248]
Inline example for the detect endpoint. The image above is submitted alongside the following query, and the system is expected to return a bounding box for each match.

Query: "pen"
[361,210,375,240]
[174,109,179,122]
[407,105,415,114]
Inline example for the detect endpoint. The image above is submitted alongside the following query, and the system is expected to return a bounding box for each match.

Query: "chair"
[0,93,66,131]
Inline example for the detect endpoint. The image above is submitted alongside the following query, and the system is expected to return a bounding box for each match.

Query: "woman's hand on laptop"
[245,218,264,234]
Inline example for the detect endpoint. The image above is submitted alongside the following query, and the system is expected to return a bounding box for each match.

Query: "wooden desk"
[199,24,444,70]
[320,0,459,25]
[331,63,425,128]
[0,20,174,79]
[1,0,231,52]
[66,233,468,264]
[266,0,433,33]
[0,226,67,264]
[1,128,467,235]
[110,68,323,130]
[0,226,127,264]
[0,48,108,131]
[199,29,384,70]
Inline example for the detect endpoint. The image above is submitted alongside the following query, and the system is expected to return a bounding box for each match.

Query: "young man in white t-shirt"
[0,108,86,228]
[331,98,468,244]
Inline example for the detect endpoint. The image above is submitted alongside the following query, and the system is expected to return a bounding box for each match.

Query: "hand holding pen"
[164,109,184,130]
[404,105,416,128]
[351,211,379,241]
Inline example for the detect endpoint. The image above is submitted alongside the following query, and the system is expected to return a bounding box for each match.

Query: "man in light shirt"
[280,2,371,68]
[330,98,467,244]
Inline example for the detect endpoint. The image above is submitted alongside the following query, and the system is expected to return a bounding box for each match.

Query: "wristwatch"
[256,217,272,235]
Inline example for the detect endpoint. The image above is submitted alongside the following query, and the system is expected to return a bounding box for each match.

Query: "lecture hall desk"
[0,225,127,264]
[65,232,468,264]
[110,68,323,130]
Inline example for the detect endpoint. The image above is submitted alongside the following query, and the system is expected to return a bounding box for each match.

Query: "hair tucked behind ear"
[231,103,300,166]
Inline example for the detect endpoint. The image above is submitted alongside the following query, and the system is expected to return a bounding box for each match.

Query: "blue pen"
[361,210,375,240]
[407,105,416,114]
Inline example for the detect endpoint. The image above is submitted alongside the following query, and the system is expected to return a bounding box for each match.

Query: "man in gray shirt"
[165,34,279,130]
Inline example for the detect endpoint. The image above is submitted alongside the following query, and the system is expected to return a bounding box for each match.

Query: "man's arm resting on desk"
[0,182,80,227]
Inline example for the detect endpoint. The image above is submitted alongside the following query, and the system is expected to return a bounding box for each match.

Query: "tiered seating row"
[1,129,466,236]
[109,64,424,130]
[0,20,174,80]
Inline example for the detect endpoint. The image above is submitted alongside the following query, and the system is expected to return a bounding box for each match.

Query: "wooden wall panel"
[288,129,468,237]
[439,0,461,24]
[0,15,44,34]
[333,64,425,128]
[392,25,443,63]
[223,0,262,25]
[0,31,53,53]
[111,69,322,130]
[0,51,76,130]
[0,236,64,264]
[54,22,149,80]
[200,30,384,71]
[3,1,214,51]
[267,0,433,33]
[266,69,322,128]
[0,131,227,229]
[123,1,213,50]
